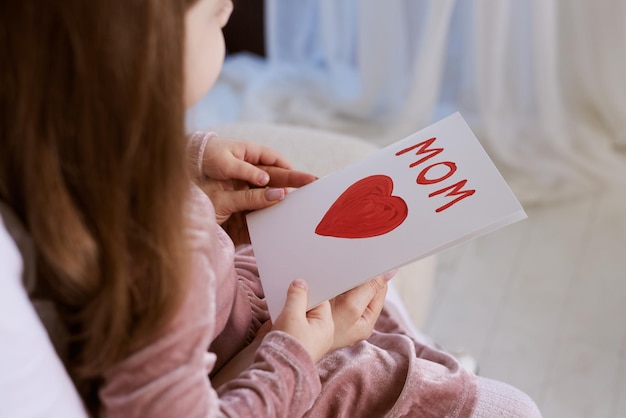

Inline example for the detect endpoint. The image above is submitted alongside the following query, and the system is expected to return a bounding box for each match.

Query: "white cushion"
[0,214,87,417]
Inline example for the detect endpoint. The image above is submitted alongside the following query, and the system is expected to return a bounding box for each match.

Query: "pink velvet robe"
[97,133,479,417]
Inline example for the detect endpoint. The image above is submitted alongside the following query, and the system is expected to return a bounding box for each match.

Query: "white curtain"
[187,0,626,204]
[462,0,626,202]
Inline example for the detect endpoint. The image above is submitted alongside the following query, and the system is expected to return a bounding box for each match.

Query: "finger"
[361,281,387,324]
[216,187,286,215]
[220,157,273,187]
[340,277,386,311]
[238,141,293,170]
[257,320,273,337]
[202,137,293,183]
[282,279,309,317]
[218,139,292,172]
[307,300,332,321]
[261,166,317,188]
[382,269,399,281]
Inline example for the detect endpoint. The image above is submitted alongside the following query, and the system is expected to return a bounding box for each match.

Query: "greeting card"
[246,113,527,319]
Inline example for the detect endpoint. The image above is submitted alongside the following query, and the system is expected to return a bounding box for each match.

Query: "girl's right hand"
[272,280,334,363]
[328,272,395,351]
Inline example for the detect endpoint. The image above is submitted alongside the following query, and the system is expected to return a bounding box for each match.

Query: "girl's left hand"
[198,136,316,245]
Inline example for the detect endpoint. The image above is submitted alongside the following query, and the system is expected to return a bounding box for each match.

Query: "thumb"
[282,279,309,316]
[219,188,286,215]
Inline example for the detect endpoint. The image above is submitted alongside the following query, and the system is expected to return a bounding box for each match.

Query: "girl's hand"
[328,271,396,351]
[198,137,316,245]
[201,136,293,187]
[272,280,334,363]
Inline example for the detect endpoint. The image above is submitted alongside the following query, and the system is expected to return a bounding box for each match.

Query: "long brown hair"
[0,0,196,408]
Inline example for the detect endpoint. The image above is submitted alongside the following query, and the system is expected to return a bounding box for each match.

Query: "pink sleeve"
[187,131,217,180]
[100,317,321,418]
[99,170,322,417]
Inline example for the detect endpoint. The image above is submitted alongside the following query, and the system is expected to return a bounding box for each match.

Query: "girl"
[0,0,541,416]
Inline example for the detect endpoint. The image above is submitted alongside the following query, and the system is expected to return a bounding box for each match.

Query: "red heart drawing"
[315,174,408,239]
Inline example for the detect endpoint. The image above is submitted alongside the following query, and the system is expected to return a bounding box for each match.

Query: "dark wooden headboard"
[223,0,266,57]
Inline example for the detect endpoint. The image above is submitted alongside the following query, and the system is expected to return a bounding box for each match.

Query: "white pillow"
[0,215,87,417]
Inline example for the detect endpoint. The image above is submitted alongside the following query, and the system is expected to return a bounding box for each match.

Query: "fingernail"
[265,188,285,201]
[383,269,399,281]
[258,172,270,185]
[292,279,307,290]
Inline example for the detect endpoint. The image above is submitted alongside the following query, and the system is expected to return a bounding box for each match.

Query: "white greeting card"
[246,113,526,319]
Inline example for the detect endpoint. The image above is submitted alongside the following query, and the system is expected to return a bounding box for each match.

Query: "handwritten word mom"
[395,137,475,213]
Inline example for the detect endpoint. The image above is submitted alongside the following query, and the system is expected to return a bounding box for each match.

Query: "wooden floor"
[419,185,626,417]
